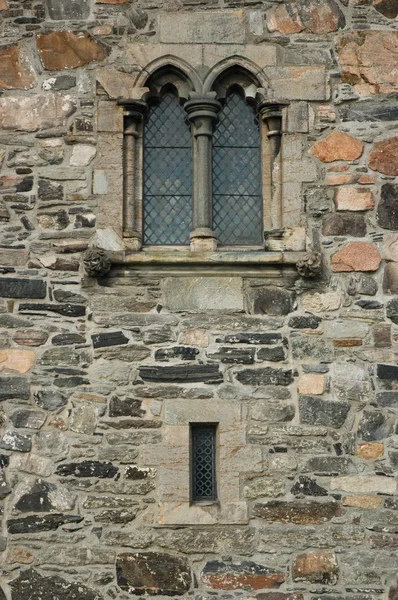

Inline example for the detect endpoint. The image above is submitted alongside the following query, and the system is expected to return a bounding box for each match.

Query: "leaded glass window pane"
[191,425,217,502]
[143,92,192,245]
[213,91,263,246]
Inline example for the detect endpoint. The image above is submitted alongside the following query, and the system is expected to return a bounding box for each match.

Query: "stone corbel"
[258,99,289,245]
[83,247,112,278]
[184,92,221,252]
[296,252,322,278]
[118,99,148,251]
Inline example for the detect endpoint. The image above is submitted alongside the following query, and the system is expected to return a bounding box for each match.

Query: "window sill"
[109,249,309,277]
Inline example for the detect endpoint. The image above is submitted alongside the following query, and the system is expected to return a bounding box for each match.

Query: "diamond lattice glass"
[191,425,217,502]
[213,92,262,246]
[143,92,192,245]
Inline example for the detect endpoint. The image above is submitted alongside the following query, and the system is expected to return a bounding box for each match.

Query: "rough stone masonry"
[1,0,398,599]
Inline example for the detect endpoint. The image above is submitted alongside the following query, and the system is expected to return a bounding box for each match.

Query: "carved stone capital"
[83,248,112,278]
[296,252,322,278]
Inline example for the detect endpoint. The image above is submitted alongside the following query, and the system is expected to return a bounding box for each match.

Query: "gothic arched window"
[143,90,192,245]
[212,90,262,246]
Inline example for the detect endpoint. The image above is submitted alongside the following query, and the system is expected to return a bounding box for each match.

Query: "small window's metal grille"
[213,91,263,246]
[191,425,217,502]
[143,92,192,245]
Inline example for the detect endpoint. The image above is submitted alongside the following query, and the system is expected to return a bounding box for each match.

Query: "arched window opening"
[212,89,262,246]
[143,89,192,246]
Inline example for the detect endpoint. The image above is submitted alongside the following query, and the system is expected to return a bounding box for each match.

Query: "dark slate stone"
[373,0,398,18]
[15,480,55,512]
[19,303,86,317]
[302,364,329,374]
[54,376,89,388]
[376,392,398,408]
[48,0,90,19]
[207,347,255,364]
[387,298,398,324]
[385,497,398,510]
[257,347,286,362]
[236,367,294,386]
[139,365,222,383]
[10,409,45,429]
[109,396,144,418]
[304,456,356,475]
[0,431,31,452]
[38,178,63,201]
[155,346,199,361]
[10,568,103,600]
[56,460,118,478]
[16,177,33,192]
[291,476,328,497]
[50,75,76,91]
[252,500,340,524]
[34,390,67,410]
[125,465,152,480]
[0,376,30,401]
[0,277,46,299]
[377,363,398,381]
[219,332,282,345]
[340,100,398,122]
[0,587,5,600]
[288,314,321,329]
[116,552,191,595]
[52,333,86,346]
[356,300,383,309]
[358,410,393,441]
[299,396,350,428]
[201,560,284,590]
[347,274,378,297]
[0,455,9,468]
[377,184,398,230]
[322,213,366,237]
[53,289,87,304]
[92,331,129,349]
[247,286,294,316]
[7,513,83,534]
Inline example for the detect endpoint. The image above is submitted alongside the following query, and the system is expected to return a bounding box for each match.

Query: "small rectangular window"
[190,424,217,503]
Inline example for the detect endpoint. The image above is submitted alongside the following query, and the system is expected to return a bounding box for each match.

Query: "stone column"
[185,92,221,252]
[258,100,288,235]
[120,100,147,251]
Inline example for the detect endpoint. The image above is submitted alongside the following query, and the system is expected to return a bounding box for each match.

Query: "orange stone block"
[0,349,35,373]
[297,374,325,395]
[267,4,304,34]
[358,175,375,184]
[369,136,398,176]
[356,442,384,460]
[0,0,8,9]
[292,551,338,584]
[334,187,375,211]
[327,174,355,186]
[36,31,109,70]
[0,45,36,90]
[331,242,381,272]
[309,131,363,163]
[342,495,382,509]
[333,339,362,347]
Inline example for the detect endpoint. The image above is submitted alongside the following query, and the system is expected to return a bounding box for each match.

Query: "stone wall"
[1,0,398,599]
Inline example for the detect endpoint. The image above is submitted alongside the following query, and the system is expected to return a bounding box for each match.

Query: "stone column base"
[190,228,217,252]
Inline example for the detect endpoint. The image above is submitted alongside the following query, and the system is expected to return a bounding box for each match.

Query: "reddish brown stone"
[358,174,375,184]
[369,137,398,176]
[13,330,49,347]
[0,45,35,90]
[252,500,340,524]
[333,339,362,347]
[336,31,398,95]
[356,441,384,460]
[327,173,355,185]
[36,32,109,70]
[267,0,344,34]
[201,561,285,591]
[309,131,363,163]
[292,551,339,584]
[331,242,381,272]
[0,0,8,9]
[334,187,374,211]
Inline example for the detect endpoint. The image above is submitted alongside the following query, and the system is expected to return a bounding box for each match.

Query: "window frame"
[117,63,288,254]
[190,423,218,504]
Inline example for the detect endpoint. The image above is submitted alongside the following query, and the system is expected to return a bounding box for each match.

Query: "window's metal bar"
[191,425,217,502]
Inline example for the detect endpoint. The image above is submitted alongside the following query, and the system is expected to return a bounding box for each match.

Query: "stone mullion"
[120,101,147,251]
[185,93,221,252]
